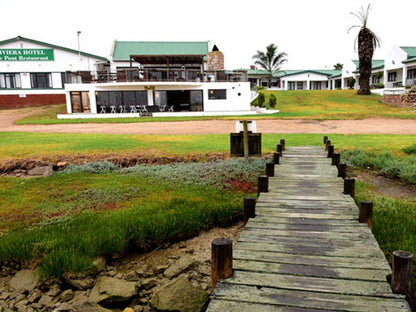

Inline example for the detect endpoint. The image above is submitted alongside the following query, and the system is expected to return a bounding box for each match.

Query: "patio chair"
[110,106,116,113]
[129,105,137,113]
[99,106,106,113]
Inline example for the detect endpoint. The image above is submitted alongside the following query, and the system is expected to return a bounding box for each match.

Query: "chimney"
[208,45,224,70]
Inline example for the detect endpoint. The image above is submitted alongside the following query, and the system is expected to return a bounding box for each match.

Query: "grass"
[12,90,416,125]
[0,158,264,277]
[1,132,416,161]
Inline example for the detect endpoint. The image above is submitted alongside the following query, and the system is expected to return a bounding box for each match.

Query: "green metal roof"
[403,56,416,64]
[400,46,416,59]
[0,36,107,61]
[352,59,384,70]
[112,41,209,61]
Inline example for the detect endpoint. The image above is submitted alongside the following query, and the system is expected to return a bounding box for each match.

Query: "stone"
[164,255,195,278]
[88,277,138,304]
[150,275,208,312]
[141,278,158,290]
[59,289,74,302]
[123,308,134,312]
[62,272,95,291]
[9,270,38,292]
[28,166,53,177]
[92,256,107,272]
[52,302,112,312]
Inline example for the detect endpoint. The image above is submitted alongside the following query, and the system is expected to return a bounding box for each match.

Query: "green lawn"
[13,90,416,125]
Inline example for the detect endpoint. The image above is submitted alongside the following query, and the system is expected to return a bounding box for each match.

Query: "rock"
[141,278,158,290]
[59,289,74,302]
[164,255,195,278]
[52,302,112,312]
[9,270,38,291]
[88,277,138,304]
[150,275,208,312]
[28,165,53,177]
[62,272,95,291]
[123,308,134,312]
[92,256,106,272]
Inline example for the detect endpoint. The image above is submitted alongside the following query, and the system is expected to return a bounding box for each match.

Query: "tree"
[334,63,343,70]
[253,44,287,89]
[349,4,381,95]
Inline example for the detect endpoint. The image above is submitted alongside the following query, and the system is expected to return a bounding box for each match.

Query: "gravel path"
[1,108,416,135]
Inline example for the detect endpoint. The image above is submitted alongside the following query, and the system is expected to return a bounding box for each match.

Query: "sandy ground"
[1,107,416,135]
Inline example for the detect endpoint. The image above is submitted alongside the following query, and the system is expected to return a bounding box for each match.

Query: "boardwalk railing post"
[359,201,373,229]
[332,153,341,166]
[277,143,283,156]
[325,140,331,151]
[391,250,413,295]
[323,135,328,144]
[273,152,280,165]
[266,161,275,177]
[344,177,355,197]
[211,238,233,290]
[280,139,286,151]
[327,145,334,158]
[244,197,256,224]
[258,175,269,195]
[337,162,347,179]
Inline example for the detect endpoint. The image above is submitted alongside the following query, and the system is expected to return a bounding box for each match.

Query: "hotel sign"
[0,49,54,61]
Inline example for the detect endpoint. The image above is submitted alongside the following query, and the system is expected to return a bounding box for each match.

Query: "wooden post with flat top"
[211,238,233,290]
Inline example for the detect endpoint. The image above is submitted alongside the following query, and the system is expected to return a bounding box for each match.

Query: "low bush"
[269,94,277,108]
[403,144,416,155]
[342,149,416,184]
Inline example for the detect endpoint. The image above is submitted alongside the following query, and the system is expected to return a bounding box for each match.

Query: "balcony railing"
[66,69,248,84]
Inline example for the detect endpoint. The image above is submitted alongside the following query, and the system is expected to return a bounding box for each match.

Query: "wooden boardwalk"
[207,146,411,312]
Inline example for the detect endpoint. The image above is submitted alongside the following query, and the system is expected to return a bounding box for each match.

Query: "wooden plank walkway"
[207,146,411,312]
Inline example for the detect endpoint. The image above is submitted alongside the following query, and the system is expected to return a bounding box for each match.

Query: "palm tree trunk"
[357,27,374,95]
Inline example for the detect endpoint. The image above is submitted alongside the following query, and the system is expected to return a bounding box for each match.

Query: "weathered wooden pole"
[332,153,341,166]
[343,178,355,197]
[258,175,269,195]
[323,136,328,144]
[266,161,275,177]
[325,140,331,151]
[243,120,249,164]
[273,152,280,165]
[243,197,256,224]
[211,238,233,290]
[391,250,413,295]
[359,201,373,229]
[337,162,347,179]
[327,145,334,158]
[276,143,283,156]
[280,139,286,151]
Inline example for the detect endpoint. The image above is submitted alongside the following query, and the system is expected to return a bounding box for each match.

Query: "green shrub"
[257,92,265,107]
[63,161,119,174]
[403,144,416,155]
[269,94,277,108]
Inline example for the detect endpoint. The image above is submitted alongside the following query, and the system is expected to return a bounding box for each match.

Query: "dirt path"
[1,108,416,135]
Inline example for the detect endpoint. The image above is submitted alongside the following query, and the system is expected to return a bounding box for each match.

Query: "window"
[407,69,416,80]
[70,91,90,113]
[30,73,52,88]
[208,89,226,100]
[372,75,380,84]
[388,72,397,82]
[0,73,21,89]
[312,81,322,90]
[296,82,303,90]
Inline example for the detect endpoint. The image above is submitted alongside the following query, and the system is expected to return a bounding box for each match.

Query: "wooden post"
[277,144,283,156]
[359,201,373,229]
[332,153,340,166]
[327,145,334,158]
[258,175,269,195]
[344,178,355,197]
[273,152,280,165]
[325,140,331,151]
[280,139,286,151]
[391,250,413,294]
[266,161,275,177]
[211,238,233,290]
[337,162,347,179]
[243,197,256,224]
[243,120,249,163]
[323,136,328,144]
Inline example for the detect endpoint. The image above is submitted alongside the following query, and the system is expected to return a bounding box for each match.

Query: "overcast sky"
[1,0,415,70]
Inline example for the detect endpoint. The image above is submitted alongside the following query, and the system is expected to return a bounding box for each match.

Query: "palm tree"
[253,44,287,88]
[333,63,343,70]
[349,4,381,95]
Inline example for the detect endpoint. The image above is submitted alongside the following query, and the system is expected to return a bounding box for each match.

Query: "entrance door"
[70,91,90,113]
